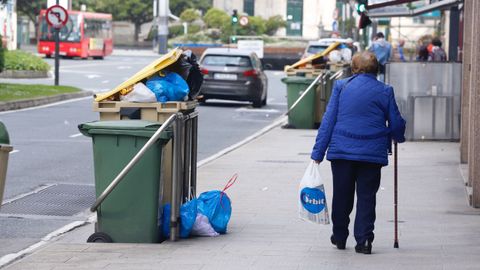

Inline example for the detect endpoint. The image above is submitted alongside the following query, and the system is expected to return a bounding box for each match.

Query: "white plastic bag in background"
[120,82,157,102]
[298,161,330,224]
[190,213,220,237]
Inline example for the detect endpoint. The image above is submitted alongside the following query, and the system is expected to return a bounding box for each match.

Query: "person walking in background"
[417,44,430,61]
[429,37,447,62]
[311,51,406,254]
[395,39,406,62]
[368,32,392,81]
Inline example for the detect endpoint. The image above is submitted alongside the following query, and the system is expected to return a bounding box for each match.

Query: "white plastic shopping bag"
[120,82,157,102]
[298,161,330,224]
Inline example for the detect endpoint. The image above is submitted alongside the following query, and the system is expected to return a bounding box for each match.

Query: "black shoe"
[330,235,346,250]
[355,241,372,254]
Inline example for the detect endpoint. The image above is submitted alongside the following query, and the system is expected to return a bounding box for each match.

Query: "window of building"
[244,0,254,16]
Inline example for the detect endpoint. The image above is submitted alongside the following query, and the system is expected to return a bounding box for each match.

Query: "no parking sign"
[46,5,69,29]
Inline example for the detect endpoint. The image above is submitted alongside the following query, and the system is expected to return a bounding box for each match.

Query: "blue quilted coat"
[311,73,406,166]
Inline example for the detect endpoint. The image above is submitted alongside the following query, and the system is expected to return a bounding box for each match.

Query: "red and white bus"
[37,10,113,59]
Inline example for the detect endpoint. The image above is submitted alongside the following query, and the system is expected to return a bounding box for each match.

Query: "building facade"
[0,0,17,50]
[213,0,336,39]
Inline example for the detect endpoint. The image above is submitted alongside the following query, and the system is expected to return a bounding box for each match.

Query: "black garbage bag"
[165,50,204,101]
[184,50,203,100]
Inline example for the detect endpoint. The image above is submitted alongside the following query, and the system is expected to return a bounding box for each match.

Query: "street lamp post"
[157,0,169,54]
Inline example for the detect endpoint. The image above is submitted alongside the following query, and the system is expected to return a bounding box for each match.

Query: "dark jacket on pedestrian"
[311,73,406,166]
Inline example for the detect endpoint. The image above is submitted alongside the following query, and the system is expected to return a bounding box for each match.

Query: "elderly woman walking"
[311,51,406,254]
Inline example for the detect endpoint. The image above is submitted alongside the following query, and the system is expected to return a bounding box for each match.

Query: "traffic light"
[358,12,372,29]
[231,9,238,25]
[356,0,368,15]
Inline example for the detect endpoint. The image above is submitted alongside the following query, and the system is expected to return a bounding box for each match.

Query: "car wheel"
[252,98,262,108]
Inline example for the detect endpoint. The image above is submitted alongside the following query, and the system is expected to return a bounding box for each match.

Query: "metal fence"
[386,62,462,141]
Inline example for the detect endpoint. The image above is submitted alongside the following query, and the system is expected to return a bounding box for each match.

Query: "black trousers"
[330,159,382,245]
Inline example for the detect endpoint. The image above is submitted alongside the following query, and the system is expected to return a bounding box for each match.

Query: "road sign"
[46,5,69,29]
[239,16,249,26]
[238,40,264,58]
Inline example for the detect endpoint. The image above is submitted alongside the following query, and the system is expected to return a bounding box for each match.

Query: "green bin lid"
[78,120,172,139]
[281,76,319,84]
[0,121,10,145]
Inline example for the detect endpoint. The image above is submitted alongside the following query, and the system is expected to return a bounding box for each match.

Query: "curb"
[0,91,93,112]
[0,70,50,79]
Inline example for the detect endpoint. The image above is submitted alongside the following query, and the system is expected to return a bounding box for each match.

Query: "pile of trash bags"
[121,50,203,103]
[160,174,238,239]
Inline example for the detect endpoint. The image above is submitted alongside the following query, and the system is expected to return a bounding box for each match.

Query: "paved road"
[0,53,288,258]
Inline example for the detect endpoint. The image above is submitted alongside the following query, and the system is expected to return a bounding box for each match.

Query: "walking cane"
[393,141,399,248]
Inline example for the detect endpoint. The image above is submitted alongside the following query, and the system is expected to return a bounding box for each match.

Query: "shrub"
[265,15,286,35]
[169,25,185,38]
[180,8,200,23]
[188,24,201,34]
[4,50,50,71]
[238,16,266,36]
[203,8,229,29]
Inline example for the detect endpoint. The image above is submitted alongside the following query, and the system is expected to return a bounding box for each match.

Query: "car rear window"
[307,45,329,54]
[202,55,252,67]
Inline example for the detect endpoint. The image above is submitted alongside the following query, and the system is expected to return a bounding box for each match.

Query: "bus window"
[39,14,80,42]
[84,19,111,39]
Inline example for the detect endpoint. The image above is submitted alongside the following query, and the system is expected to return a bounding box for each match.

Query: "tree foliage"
[238,16,266,36]
[16,0,47,26]
[265,15,287,36]
[170,0,212,16]
[203,8,229,29]
[94,0,153,43]
[180,9,200,23]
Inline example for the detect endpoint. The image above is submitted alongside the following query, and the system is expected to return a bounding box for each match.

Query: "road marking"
[273,71,284,76]
[86,74,101,79]
[101,80,110,84]
[235,108,280,114]
[117,66,132,70]
[10,150,19,154]
[69,133,83,138]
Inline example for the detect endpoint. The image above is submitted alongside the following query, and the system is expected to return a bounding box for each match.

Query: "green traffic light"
[232,16,238,24]
[358,4,366,12]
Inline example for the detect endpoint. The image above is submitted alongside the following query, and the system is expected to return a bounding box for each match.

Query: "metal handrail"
[286,72,324,115]
[90,113,178,212]
[329,70,344,80]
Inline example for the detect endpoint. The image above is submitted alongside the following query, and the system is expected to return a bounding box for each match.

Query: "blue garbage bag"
[197,190,232,234]
[161,199,197,239]
[146,72,189,103]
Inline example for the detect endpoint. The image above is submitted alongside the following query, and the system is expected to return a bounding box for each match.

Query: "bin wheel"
[87,232,113,243]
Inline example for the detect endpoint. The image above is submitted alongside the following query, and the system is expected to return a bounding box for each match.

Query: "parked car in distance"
[302,38,360,59]
[198,48,268,108]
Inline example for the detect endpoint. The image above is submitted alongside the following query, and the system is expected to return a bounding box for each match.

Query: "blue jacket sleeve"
[387,87,406,143]
[311,80,342,161]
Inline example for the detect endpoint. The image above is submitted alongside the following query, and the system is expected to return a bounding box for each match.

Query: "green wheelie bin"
[282,76,318,129]
[0,122,13,209]
[79,120,172,243]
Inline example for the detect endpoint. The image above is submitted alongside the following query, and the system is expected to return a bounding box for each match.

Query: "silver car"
[198,48,268,108]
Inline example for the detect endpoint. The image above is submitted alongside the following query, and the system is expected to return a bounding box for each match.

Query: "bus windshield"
[39,14,81,42]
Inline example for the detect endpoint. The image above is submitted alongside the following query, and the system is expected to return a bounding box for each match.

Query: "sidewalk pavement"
[2,117,480,270]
